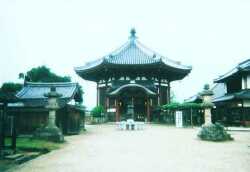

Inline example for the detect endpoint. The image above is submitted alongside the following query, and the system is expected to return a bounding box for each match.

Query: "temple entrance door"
[134,97,147,121]
[119,88,147,121]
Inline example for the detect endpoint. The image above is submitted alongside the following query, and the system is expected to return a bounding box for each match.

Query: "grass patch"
[5,137,63,152]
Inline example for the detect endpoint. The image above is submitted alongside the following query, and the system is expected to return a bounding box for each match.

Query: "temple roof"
[75,29,192,81]
[213,89,250,103]
[184,94,202,103]
[15,82,79,107]
[214,59,250,83]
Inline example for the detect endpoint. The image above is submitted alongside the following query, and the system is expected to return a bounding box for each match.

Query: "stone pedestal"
[204,108,212,125]
[34,87,64,142]
[48,110,56,128]
[200,84,214,125]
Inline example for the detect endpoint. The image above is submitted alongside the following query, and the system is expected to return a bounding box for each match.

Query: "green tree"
[0,82,22,102]
[0,83,22,93]
[19,66,71,82]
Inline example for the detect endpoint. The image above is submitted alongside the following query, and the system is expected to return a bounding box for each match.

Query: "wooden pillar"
[167,81,171,104]
[132,96,134,119]
[147,97,150,122]
[105,80,108,111]
[107,97,110,109]
[96,82,99,106]
[0,106,3,155]
[115,99,120,122]
[11,115,17,153]
[241,100,245,126]
[0,103,7,152]
[158,78,162,105]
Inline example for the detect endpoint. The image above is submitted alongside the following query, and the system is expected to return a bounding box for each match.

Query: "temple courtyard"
[8,124,250,172]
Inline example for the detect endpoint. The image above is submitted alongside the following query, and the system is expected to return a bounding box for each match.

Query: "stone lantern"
[200,84,214,125]
[44,86,62,128]
[34,86,64,142]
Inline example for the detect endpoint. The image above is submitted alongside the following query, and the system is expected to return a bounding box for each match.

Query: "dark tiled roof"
[106,41,159,65]
[75,30,191,76]
[184,94,202,103]
[213,89,250,103]
[214,59,250,83]
[211,83,226,99]
[185,83,226,103]
[16,82,79,107]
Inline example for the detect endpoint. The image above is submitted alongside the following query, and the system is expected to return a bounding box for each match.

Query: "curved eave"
[74,60,160,81]
[75,60,191,82]
[74,58,107,81]
[74,58,105,73]
[109,83,156,96]
[158,61,192,81]
[214,59,250,83]
[160,57,192,71]
[214,67,239,83]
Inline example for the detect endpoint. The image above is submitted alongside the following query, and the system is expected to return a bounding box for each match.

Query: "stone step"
[15,152,41,164]
[4,153,24,160]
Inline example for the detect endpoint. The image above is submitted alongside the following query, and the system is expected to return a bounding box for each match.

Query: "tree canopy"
[0,66,84,103]
[19,65,71,82]
[90,106,104,117]
[0,82,22,93]
[0,82,22,102]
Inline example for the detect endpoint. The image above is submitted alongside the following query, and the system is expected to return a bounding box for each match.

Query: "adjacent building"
[75,29,192,121]
[8,82,85,135]
[213,59,250,126]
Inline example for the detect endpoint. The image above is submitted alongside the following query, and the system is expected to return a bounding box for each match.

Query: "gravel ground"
[8,124,250,172]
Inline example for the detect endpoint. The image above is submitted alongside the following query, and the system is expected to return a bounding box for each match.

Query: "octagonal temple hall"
[75,29,192,122]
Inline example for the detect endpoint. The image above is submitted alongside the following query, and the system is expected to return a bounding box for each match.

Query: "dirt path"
[9,124,250,172]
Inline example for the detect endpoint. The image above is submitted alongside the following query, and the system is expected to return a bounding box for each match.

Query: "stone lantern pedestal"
[200,84,214,125]
[34,87,64,142]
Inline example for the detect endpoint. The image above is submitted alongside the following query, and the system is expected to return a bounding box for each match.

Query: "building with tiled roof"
[75,29,192,122]
[213,59,250,126]
[8,82,85,134]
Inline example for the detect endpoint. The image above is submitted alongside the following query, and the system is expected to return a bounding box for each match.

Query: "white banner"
[175,111,183,128]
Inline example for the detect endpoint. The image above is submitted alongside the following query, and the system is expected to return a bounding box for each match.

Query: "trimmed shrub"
[197,123,233,141]
[90,106,104,117]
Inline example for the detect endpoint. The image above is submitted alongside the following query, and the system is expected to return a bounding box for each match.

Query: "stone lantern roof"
[200,84,213,96]
[44,86,62,98]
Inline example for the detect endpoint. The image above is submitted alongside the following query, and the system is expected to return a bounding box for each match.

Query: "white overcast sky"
[0,0,250,109]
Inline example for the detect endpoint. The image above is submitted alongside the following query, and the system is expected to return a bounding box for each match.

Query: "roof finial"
[130,28,136,37]
[129,28,137,42]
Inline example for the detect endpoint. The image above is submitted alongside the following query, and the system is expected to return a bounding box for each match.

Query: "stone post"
[34,86,64,142]
[200,84,214,125]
